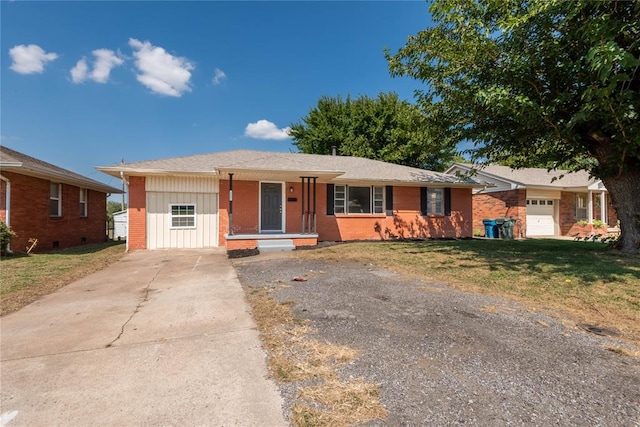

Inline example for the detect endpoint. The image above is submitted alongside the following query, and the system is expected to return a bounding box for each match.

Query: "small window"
[170,204,196,228]
[531,200,538,205]
[526,200,530,205]
[79,189,88,217]
[373,186,384,214]
[334,185,346,214]
[547,200,553,206]
[575,194,587,220]
[50,183,62,217]
[427,188,443,215]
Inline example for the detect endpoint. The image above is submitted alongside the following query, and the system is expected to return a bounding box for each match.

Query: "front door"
[261,183,282,232]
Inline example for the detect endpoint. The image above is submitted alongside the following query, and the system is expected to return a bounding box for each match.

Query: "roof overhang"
[216,167,344,183]
[3,164,122,194]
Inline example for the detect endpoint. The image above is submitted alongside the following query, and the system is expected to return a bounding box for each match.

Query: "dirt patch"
[235,252,640,426]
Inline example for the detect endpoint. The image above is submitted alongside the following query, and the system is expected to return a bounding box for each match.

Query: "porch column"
[312,177,317,233]
[228,173,234,235]
[600,192,607,225]
[301,177,305,234]
[299,177,318,234]
[587,190,594,224]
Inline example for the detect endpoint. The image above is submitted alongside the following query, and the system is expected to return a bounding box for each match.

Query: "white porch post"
[600,192,607,225]
[587,190,594,224]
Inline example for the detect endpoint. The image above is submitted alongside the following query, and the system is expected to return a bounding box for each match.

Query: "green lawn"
[298,239,640,347]
[0,241,126,315]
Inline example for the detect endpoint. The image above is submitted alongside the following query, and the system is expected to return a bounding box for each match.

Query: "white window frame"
[80,188,88,217]
[50,182,62,217]
[334,185,384,215]
[575,194,588,220]
[170,204,197,229]
[427,188,443,215]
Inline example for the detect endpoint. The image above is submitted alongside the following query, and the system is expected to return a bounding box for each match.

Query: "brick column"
[127,176,146,251]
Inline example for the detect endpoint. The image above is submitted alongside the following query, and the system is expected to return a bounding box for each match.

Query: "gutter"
[0,174,13,254]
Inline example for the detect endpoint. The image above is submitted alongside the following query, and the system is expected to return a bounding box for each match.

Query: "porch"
[224,232,319,251]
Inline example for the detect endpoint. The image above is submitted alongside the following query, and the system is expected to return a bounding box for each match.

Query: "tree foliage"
[107,200,126,221]
[387,0,640,252]
[289,92,461,171]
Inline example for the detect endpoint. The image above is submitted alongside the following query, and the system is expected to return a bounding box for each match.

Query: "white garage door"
[526,199,555,236]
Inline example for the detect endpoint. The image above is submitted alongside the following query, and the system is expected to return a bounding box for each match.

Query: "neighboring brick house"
[97,150,483,252]
[445,163,619,238]
[0,146,121,253]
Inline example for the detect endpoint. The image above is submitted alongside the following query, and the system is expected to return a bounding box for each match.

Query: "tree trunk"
[600,171,640,254]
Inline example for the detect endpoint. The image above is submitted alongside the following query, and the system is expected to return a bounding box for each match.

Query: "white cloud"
[9,44,58,74]
[70,50,123,84]
[129,38,194,97]
[90,49,124,83]
[70,58,89,83]
[212,68,226,85]
[244,120,291,140]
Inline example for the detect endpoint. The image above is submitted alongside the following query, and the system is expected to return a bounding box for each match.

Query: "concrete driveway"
[1,249,286,426]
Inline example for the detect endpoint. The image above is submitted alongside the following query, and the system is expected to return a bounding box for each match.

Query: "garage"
[526,199,555,236]
[145,176,219,249]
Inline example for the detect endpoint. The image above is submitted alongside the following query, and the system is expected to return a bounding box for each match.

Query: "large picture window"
[334,185,384,215]
[170,204,196,228]
[50,183,61,217]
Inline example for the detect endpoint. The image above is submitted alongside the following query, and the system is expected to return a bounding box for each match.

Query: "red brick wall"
[0,171,107,253]
[219,181,473,246]
[560,191,619,236]
[471,189,526,238]
[127,176,146,251]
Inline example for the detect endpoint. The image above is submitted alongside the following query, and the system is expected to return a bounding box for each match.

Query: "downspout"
[120,171,129,252]
[1,174,13,254]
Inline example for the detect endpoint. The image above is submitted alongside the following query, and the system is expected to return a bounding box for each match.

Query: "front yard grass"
[298,239,640,347]
[0,241,126,315]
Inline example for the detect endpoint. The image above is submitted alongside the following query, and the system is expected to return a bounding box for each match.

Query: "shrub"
[0,221,16,255]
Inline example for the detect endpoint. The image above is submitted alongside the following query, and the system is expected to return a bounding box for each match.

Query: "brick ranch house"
[445,163,619,238]
[97,150,484,252]
[0,146,121,253]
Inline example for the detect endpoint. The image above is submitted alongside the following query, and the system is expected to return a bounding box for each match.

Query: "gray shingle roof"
[1,146,122,193]
[451,163,598,188]
[98,150,483,187]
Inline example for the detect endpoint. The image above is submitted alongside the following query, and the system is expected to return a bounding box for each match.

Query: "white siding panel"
[526,189,561,199]
[146,176,219,193]
[146,191,218,249]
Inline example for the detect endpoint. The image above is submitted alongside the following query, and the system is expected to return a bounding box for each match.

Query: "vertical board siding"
[146,176,219,193]
[147,191,218,249]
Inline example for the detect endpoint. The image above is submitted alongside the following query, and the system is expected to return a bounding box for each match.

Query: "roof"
[447,163,601,190]
[0,146,122,194]
[97,150,483,187]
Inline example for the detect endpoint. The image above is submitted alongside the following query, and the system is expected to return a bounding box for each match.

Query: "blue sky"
[1,1,432,189]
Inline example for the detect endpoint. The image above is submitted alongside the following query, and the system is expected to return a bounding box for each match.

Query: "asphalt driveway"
[1,249,285,427]
[234,252,640,426]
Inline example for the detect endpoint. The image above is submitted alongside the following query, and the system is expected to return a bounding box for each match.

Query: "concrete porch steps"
[257,239,295,253]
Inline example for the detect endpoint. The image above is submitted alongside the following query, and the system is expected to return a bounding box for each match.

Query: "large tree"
[289,92,460,171]
[387,0,640,253]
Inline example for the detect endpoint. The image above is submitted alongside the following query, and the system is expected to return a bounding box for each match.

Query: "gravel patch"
[234,253,640,426]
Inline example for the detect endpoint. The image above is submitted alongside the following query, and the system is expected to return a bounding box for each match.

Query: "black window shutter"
[385,186,393,216]
[420,187,427,216]
[444,187,452,216]
[326,184,335,215]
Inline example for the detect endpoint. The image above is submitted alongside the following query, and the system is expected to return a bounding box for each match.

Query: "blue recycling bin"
[482,219,498,239]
